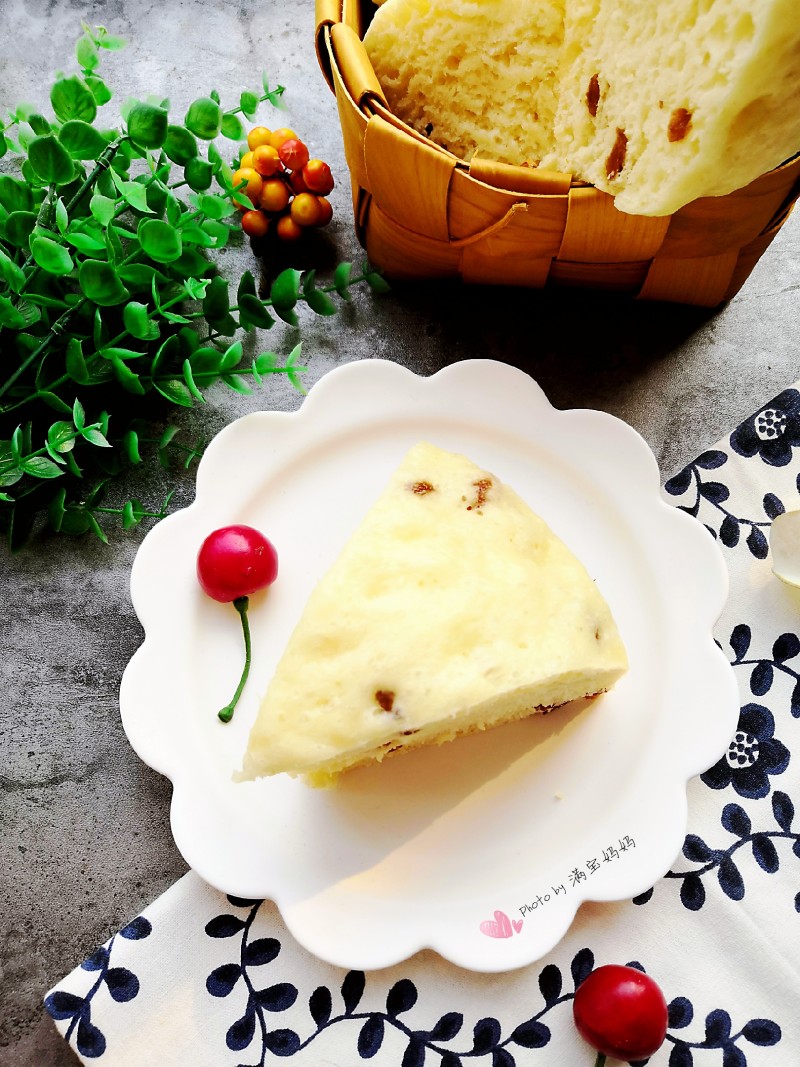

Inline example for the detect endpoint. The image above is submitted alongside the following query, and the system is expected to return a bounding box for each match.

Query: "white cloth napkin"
[45,386,800,1066]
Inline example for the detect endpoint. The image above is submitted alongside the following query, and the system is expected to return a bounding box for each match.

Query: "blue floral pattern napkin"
[45,387,800,1066]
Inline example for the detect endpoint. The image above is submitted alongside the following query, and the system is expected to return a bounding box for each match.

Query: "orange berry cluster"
[232,126,335,242]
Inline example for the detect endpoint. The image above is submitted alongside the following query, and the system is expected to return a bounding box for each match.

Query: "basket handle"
[315,0,342,93]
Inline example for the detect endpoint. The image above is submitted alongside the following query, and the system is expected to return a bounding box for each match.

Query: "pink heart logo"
[512,919,523,934]
[480,909,513,939]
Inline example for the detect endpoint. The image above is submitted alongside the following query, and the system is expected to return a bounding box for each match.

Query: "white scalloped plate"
[120,359,738,972]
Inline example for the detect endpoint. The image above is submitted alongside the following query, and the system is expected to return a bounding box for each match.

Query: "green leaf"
[200,275,228,320]
[89,192,118,226]
[200,218,229,248]
[58,119,108,160]
[182,276,209,300]
[78,259,130,305]
[0,134,7,159]
[237,269,258,301]
[21,455,63,479]
[72,398,86,431]
[110,358,145,395]
[55,197,69,234]
[121,500,138,529]
[95,29,127,50]
[123,301,159,340]
[164,125,198,166]
[180,221,215,248]
[333,261,352,299]
[110,172,153,214]
[151,334,180,374]
[239,292,274,329]
[220,340,243,371]
[127,101,169,149]
[220,114,243,140]
[137,218,182,263]
[221,373,251,395]
[366,268,391,294]
[270,268,300,325]
[50,76,97,124]
[30,236,74,276]
[182,359,206,402]
[122,429,142,464]
[66,338,91,384]
[47,421,76,454]
[0,248,26,293]
[105,221,124,265]
[0,296,28,329]
[117,263,167,289]
[189,346,224,373]
[10,300,41,327]
[184,98,222,141]
[27,135,75,185]
[98,346,144,362]
[4,211,37,248]
[194,193,236,220]
[0,174,37,212]
[48,487,67,531]
[239,90,259,119]
[76,34,100,71]
[261,76,286,107]
[39,392,73,416]
[165,194,184,228]
[305,288,337,316]
[28,114,52,136]
[84,74,113,107]
[153,377,194,406]
[184,158,213,192]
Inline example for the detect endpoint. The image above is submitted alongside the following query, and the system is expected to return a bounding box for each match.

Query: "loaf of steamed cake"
[364,0,800,216]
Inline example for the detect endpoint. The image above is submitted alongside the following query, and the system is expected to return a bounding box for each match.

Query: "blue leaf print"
[264,1028,301,1056]
[772,790,794,831]
[680,873,705,910]
[751,835,780,873]
[742,1019,782,1045]
[729,624,751,660]
[81,947,109,972]
[664,466,693,495]
[256,983,298,1011]
[772,632,800,661]
[719,516,740,547]
[632,887,654,905]
[401,1036,427,1067]
[704,1009,732,1046]
[206,914,247,938]
[718,856,745,900]
[244,937,280,967]
[750,661,773,695]
[746,525,769,559]
[227,895,262,908]
[76,1016,107,1059]
[206,963,242,998]
[791,679,800,718]
[309,985,332,1026]
[669,1043,693,1066]
[696,450,728,469]
[342,970,366,1014]
[668,997,694,1028]
[722,1044,746,1067]
[538,964,562,1005]
[510,1020,550,1048]
[721,803,751,837]
[683,834,715,861]
[492,1049,516,1067]
[430,1013,464,1041]
[570,948,594,988]
[357,1016,385,1058]
[441,1055,462,1067]
[472,1017,502,1053]
[226,1006,256,1051]
[387,978,418,1016]
[103,967,139,1003]
[45,991,85,1020]
[119,916,152,940]
[699,481,729,504]
[763,492,785,519]
[795,891,800,912]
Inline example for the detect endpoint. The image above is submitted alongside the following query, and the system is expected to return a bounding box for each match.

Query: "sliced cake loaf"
[241,442,627,786]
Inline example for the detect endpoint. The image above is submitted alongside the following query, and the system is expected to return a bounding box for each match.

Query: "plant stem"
[218,596,251,723]
[0,299,88,401]
[595,1053,606,1067]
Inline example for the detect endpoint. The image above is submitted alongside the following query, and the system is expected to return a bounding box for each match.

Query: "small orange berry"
[252,144,281,177]
[302,159,335,195]
[315,196,333,227]
[231,167,263,204]
[276,214,303,241]
[290,191,322,227]
[240,209,269,238]
[247,126,272,150]
[288,169,311,195]
[268,127,297,151]
[278,138,310,173]
[259,178,290,214]
[240,150,256,170]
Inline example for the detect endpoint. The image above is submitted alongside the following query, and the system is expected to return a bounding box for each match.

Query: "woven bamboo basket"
[315,0,800,306]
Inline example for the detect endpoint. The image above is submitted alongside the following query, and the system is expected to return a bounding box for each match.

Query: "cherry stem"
[218,596,251,723]
[594,1054,607,1067]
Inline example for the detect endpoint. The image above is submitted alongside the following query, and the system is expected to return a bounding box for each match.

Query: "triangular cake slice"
[241,442,627,786]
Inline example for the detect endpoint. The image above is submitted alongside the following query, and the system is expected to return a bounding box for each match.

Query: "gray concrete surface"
[1,2,799,1064]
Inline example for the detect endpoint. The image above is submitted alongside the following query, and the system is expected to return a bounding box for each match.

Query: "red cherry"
[573,965,668,1062]
[197,525,278,602]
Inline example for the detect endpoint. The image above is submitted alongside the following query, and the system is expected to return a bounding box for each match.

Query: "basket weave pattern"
[316,0,800,306]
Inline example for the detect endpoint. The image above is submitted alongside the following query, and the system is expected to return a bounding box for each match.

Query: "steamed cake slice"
[363,0,565,166]
[538,0,800,215]
[241,442,627,786]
